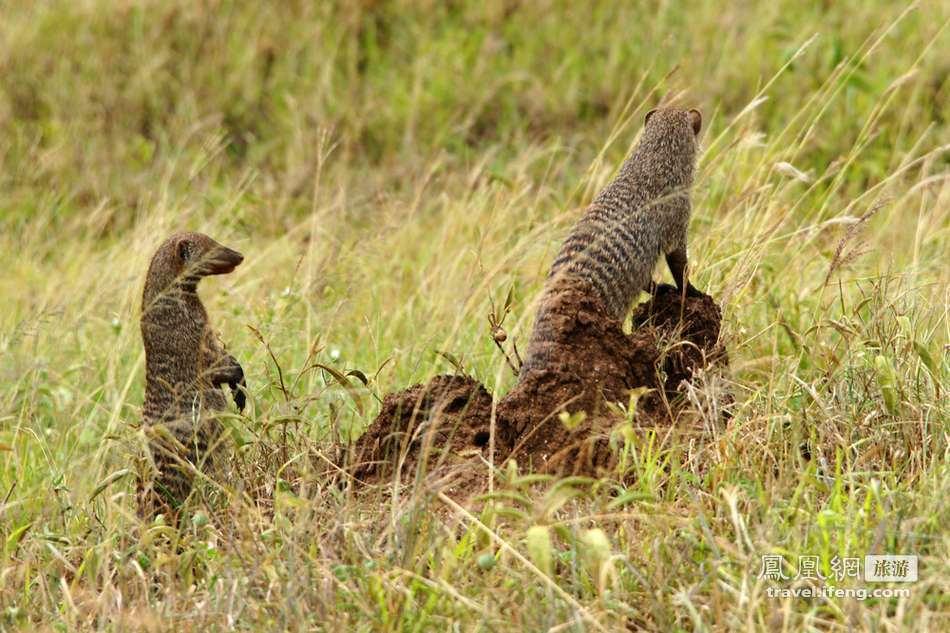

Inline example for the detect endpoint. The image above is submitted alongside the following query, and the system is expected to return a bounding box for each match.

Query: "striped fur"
[521,108,702,376]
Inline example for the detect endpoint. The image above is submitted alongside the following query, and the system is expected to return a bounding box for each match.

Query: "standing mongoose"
[140,232,246,514]
[520,107,703,376]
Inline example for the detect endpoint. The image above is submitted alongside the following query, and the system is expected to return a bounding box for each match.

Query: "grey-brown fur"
[520,108,703,376]
[140,232,245,513]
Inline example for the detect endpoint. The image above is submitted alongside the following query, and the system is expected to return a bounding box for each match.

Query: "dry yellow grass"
[1,1,947,630]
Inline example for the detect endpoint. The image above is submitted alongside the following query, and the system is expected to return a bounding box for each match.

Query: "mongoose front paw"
[651,283,677,296]
[230,376,246,412]
[216,354,246,411]
[228,358,246,411]
[685,283,704,298]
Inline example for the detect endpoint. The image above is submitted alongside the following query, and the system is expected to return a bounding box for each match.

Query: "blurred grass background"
[0,0,947,630]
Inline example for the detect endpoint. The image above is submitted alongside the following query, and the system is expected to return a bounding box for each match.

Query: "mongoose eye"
[688,109,702,135]
[178,239,192,262]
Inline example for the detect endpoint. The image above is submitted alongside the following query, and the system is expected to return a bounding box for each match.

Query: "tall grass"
[0,0,947,630]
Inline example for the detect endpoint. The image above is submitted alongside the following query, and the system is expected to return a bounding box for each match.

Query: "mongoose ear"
[688,109,702,135]
[177,239,192,262]
[644,109,657,126]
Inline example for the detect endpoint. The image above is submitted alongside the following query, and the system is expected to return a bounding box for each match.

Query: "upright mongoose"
[140,232,246,513]
[520,107,703,376]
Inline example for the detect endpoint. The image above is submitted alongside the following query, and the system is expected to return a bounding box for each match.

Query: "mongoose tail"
[140,232,245,514]
[521,108,703,377]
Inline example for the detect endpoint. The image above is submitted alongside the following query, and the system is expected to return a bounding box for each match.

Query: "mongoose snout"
[205,248,243,275]
[179,238,244,277]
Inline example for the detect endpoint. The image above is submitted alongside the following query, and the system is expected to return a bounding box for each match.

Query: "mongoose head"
[143,232,244,305]
[644,108,702,137]
[633,107,702,194]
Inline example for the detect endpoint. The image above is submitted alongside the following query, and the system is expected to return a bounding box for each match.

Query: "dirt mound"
[351,282,725,488]
[632,283,727,395]
[496,282,724,475]
[350,375,494,487]
[494,280,663,470]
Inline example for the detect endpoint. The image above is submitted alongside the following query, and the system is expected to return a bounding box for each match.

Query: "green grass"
[1,0,948,630]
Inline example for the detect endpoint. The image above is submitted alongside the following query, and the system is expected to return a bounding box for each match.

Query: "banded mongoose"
[140,232,246,513]
[520,107,704,376]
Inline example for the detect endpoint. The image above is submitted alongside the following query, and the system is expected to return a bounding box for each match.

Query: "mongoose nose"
[225,248,244,266]
[207,247,244,274]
